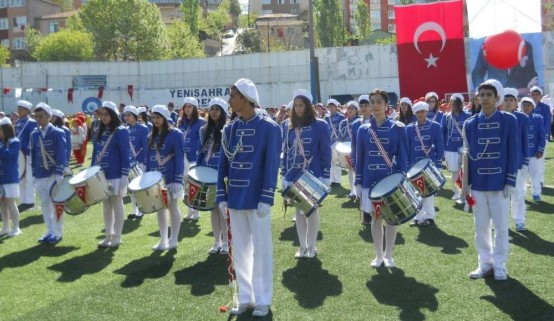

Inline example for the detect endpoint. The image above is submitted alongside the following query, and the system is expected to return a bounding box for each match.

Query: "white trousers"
[538,140,548,184]
[0,198,20,232]
[229,209,273,306]
[471,190,510,271]
[330,163,342,184]
[295,208,320,251]
[36,175,63,237]
[348,168,355,195]
[20,157,35,204]
[102,195,124,241]
[528,157,542,196]
[211,207,228,246]
[414,196,435,221]
[511,167,527,224]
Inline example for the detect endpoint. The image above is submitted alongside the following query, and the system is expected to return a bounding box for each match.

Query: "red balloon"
[483,30,526,70]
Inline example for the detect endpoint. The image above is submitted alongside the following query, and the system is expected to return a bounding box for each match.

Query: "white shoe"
[371,257,383,268]
[252,305,270,317]
[219,243,229,255]
[494,269,508,281]
[98,236,111,248]
[208,243,221,254]
[451,193,460,200]
[468,266,493,279]
[168,240,178,250]
[8,228,21,237]
[384,257,395,268]
[230,303,255,315]
[0,229,9,236]
[305,248,317,258]
[295,248,307,258]
[108,236,121,248]
[152,241,169,251]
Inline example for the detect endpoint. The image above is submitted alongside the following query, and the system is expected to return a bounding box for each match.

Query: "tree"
[228,0,241,29]
[206,2,231,39]
[181,0,201,36]
[66,14,85,32]
[399,0,414,4]
[236,29,263,53]
[314,0,345,47]
[24,27,43,61]
[51,0,73,11]
[354,0,371,41]
[33,29,94,62]
[80,0,167,61]
[165,21,205,59]
[0,45,9,66]
[238,13,257,29]
[375,34,397,45]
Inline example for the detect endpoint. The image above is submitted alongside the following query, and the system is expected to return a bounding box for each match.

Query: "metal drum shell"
[18,151,26,180]
[128,162,144,182]
[128,171,167,214]
[68,166,112,206]
[183,166,218,211]
[406,158,446,198]
[50,175,88,215]
[370,173,422,226]
[281,170,330,217]
[334,141,352,169]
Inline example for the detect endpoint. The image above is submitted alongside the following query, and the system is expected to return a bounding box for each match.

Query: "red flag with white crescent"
[55,203,64,221]
[345,155,353,168]
[75,185,86,204]
[455,168,463,190]
[372,200,384,219]
[188,182,200,203]
[161,188,169,208]
[414,175,426,194]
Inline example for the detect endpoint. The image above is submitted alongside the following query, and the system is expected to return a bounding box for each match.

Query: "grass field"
[1,142,554,321]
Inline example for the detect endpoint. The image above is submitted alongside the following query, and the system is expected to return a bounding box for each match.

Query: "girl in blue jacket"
[0,118,21,237]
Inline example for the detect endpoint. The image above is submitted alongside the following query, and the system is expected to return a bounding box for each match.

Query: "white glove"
[55,174,64,185]
[321,178,331,188]
[219,201,228,215]
[503,185,516,198]
[283,180,291,189]
[120,175,129,193]
[257,202,272,218]
[356,184,362,198]
[64,167,71,175]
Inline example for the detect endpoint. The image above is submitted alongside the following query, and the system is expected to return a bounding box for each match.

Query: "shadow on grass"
[281,258,342,309]
[47,248,115,282]
[366,268,439,321]
[415,226,469,254]
[541,186,554,197]
[229,310,274,321]
[509,229,554,256]
[329,184,349,196]
[525,199,554,214]
[122,217,142,235]
[483,277,554,321]
[358,227,405,245]
[278,225,322,247]
[339,198,360,209]
[180,220,201,239]
[122,195,132,205]
[174,254,229,296]
[114,250,176,288]
[0,245,78,272]
[19,214,44,229]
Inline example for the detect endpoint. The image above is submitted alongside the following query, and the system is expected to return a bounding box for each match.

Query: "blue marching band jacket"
[216,114,281,210]
[60,125,72,168]
[510,111,530,169]
[442,111,471,153]
[15,116,37,156]
[281,119,332,182]
[325,112,345,145]
[91,126,130,179]
[338,116,360,142]
[350,117,372,168]
[427,110,444,126]
[534,101,552,138]
[145,128,185,185]
[527,113,546,156]
[406,119,444,169]
[463,111,518,191]
[0,138,21,184]
[197,125,223,170]
[30,124,67,178]
[179,117,207,163]
[128,122,149,166]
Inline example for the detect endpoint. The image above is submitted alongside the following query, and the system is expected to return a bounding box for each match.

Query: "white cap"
[17,100,32,110]
[358,94,370,104]
[503,88,519,99]
[208,97,229,114]
[399,97,412,106]
[519,97,536,108]
[183,97,199,108]
[326,98,340,107]
[481,79,504,107]
[287,100,294,110]
[234,78,260,106]
[102,101,118,115]
[123,105,139,116]
[0,117,12,126]
[35,102,52,117]
[412,102,429,113]
[152,105,170,121]
[346,100,359,110]
[51,109,65,119]
[450,93,464,102]
[425,92,438,101]
[137,106,147,114]
[530,86,543,96]
[293,89,313,103]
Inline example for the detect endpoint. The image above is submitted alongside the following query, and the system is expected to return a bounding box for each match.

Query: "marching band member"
[217,78,281,317]
[146,105,185,250]
[124,105,149,220]
[70,118,86,167]
[91,109,101,145]
[14,100,37,211]
[350,95,372,225]
[396,97,416,126]
[406,102,444,227]
[519,97,545,204]
[280,101,293,192]
[30,103,67,244]
[442,94,470,203]
[282,89,332,258]
[425,92,444,126]
[529,86,550,195]
[338,101,360,198]
[178,97,207,220]
[503,89,530,231]
[325,99,345,186]
[465,80,517,281]
[51,109,71,173]
[138,106,152,131]
[355,89,407,268]
[0,118,22,237]
[92,101,130,248]
[197,98,229,254]
[168,102,179,123]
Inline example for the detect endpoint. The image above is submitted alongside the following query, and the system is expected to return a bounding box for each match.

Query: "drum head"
[335,142,351,153]
[370,173,405,198]
[407,158,430,178]
[69,166,102,185]
[18,151,26,179]
[189,166,218,184]
[129,171,163,190]
[50,176,75,203]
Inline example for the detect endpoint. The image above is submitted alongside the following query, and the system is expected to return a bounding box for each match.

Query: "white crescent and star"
[413,21,447,68]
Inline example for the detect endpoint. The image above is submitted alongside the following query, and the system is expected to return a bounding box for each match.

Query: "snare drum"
[407,158,445,198]
[184,166,218,211]
[334,141,353,168]
[128,171,167,214]
[128,162,143,182]
[50,175,88,215]
[331,142,339,165]
[369,173,422,226]
[69,166,112,206]
[18,151,26,179]
[282,170,330,217]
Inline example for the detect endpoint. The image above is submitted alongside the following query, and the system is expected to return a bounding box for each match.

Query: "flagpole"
[308,0,321,103]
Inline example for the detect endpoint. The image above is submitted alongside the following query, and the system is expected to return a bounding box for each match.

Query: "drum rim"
[50,175,75,203]
[128,171,164,190]
[69,165,103,185]
[407,158,432,178]
[187,165,218,182]
[369,172,406,199]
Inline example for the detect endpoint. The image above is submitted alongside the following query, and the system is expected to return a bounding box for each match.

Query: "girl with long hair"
[397,97,416,125]
[0,118,21,237]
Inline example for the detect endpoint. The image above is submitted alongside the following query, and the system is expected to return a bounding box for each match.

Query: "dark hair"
[177,104,199,127]
[231,86,255,107]
[96,107,122,142]
[201,105,226,153]
[0,123,15,144]
[398,103,414,125]
[369,89,389,103]
[149,112,170,151]
[139,111,149,123]
[290,96,316,128]
[426,95,439,113]
[470,95,481,115]
[450,97,464,114]
[168,102,174,108]
[52,116,65,128]
[126,112,138,122]
[478,83,498,97]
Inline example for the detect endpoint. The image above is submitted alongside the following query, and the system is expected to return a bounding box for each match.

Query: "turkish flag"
[98,86,104,99]
[68,88,74,103]
[413,174,426,195]
[188,182,200,203]
[394,0,467,99]
[55,203,64,221]
[75,185,86,204]
[372,200,384,220]
[161,187,169,208]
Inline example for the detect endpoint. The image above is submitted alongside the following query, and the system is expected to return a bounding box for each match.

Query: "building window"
[371,0,379,3]
[1,39,9,48]
[372,23,380,31]
[291,8,299,14]
[262,0,270,4]
[12,16,26,32]
[261,10,272,15]
[0,18,7,30]
[0,0,7,8]
[388,9,394,19]
[9,0,25,7]
[388,24,396,33]
[49,22,59,33]
[370,10,381,22]
[277,0,285,4]
[291,0,299,3]
[12,37,26,50]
